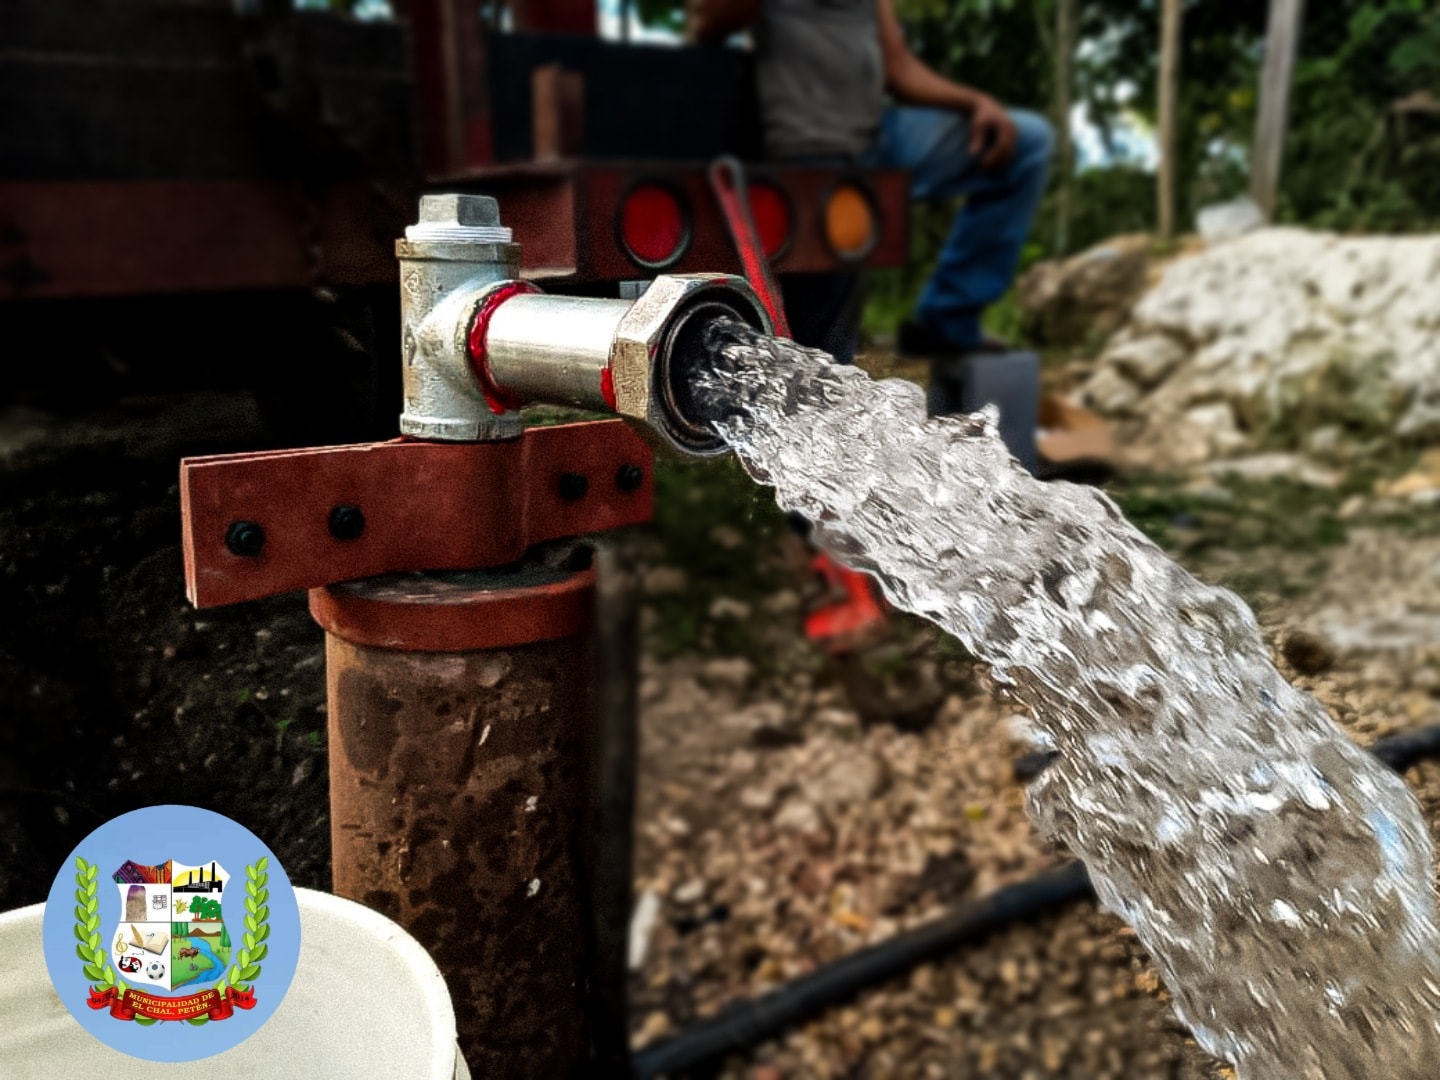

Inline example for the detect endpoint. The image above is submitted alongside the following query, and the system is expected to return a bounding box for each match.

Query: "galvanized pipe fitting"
[398,194,524,441]
[397,194,772,455]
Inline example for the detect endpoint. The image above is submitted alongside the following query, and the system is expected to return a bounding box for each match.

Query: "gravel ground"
[624,514,1440,1080]
[2,383,1438,1079]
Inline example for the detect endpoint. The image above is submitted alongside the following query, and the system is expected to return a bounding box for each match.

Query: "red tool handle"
[709,156,886,649]
[707,155,792,339]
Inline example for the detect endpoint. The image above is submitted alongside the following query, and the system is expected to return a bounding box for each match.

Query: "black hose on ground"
[1012,749,1060,783]
[1368,724,1440,773]
[632,724,1440,1079]
[632,862,1090,1080]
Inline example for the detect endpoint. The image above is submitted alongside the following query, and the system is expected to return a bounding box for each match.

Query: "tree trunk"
[1252,0,1306,219]
[1053,0,1077,255]
[1157,0,1182,241]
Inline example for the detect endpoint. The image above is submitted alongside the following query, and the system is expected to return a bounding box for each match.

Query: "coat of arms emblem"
[49,806,292,1059]
[71,852,269,1025]
[111,859,231,993]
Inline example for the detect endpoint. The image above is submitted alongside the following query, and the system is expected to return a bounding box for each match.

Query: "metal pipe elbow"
[394,194,772,455]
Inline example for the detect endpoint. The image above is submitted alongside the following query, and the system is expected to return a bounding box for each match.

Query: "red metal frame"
[181,420,652,608]
[3,1,911,303]
[398,0,494,176]
[0,164,908,300]
[0,180,409,301]
[509,0,598,36]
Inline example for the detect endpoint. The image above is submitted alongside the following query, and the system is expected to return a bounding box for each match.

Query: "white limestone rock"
[1084,228,1440,468]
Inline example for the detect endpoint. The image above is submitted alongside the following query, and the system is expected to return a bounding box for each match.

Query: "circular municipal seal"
[42,804,301,1062]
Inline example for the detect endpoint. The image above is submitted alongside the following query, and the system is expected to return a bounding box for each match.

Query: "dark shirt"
[754,0,887,160]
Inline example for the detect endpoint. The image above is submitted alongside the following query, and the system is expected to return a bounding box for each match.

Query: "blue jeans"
[872,105,1054,349]
[782,105,1053,363]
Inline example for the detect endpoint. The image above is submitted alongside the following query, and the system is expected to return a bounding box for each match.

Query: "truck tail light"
[824,182,878,261]
[618,182,690,269]
[747,181,793,260]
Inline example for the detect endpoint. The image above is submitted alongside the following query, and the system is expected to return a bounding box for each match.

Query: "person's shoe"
[896,318,1006,360]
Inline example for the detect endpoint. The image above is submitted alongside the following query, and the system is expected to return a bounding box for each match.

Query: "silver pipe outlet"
[484,295,632,414]
[396,194,772,453]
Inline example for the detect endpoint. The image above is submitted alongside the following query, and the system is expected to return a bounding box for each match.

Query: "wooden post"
[532,64,585,162]
[1053,0,1077,255]
[1157,0,1181,241]
[1252,0,1306,220]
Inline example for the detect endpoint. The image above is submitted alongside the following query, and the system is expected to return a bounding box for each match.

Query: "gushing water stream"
[688,323,1440,1079]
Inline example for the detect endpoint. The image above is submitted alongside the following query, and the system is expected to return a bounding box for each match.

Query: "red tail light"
[618,182,689,269]
[747,181,793,259]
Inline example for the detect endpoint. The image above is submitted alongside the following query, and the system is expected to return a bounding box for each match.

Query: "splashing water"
[689,323,1440,1079]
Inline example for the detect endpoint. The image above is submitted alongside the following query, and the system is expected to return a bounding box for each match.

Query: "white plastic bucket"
[0,886,469,1080]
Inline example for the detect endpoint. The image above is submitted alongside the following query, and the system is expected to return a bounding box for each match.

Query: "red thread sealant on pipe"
[600,365,617,411]
[467,281,541,415]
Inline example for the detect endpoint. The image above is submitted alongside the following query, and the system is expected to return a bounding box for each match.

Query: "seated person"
[689,0,1052,370]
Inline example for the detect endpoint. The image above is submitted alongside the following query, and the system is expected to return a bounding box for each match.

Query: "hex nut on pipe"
[609,275,772,456]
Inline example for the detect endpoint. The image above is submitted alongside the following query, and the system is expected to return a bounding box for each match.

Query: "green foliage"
[1109,476,1347,568]
[631,0,1438,334]
[634,0,686,33]
[898,1,1267,225]
[1043,166,1156,255]
[863,202,961,341]
[897,0,1054,113]
[228,857,271,994]
[648,456,787,657]
[862,197,1050,344]
[295,0,360,12]
[1286,0,1440,230]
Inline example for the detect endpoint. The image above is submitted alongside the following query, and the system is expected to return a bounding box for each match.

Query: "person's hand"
[968,94,1018,170]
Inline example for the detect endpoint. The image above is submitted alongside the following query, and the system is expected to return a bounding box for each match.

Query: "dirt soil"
[3,376,1439,1079]
[0,393,332,906]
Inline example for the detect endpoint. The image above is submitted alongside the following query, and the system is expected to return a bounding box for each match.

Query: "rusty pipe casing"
[397,194,772,455]
[313,564,602,1078]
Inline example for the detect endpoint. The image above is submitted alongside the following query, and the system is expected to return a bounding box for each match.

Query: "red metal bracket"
[181,420,652,608]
